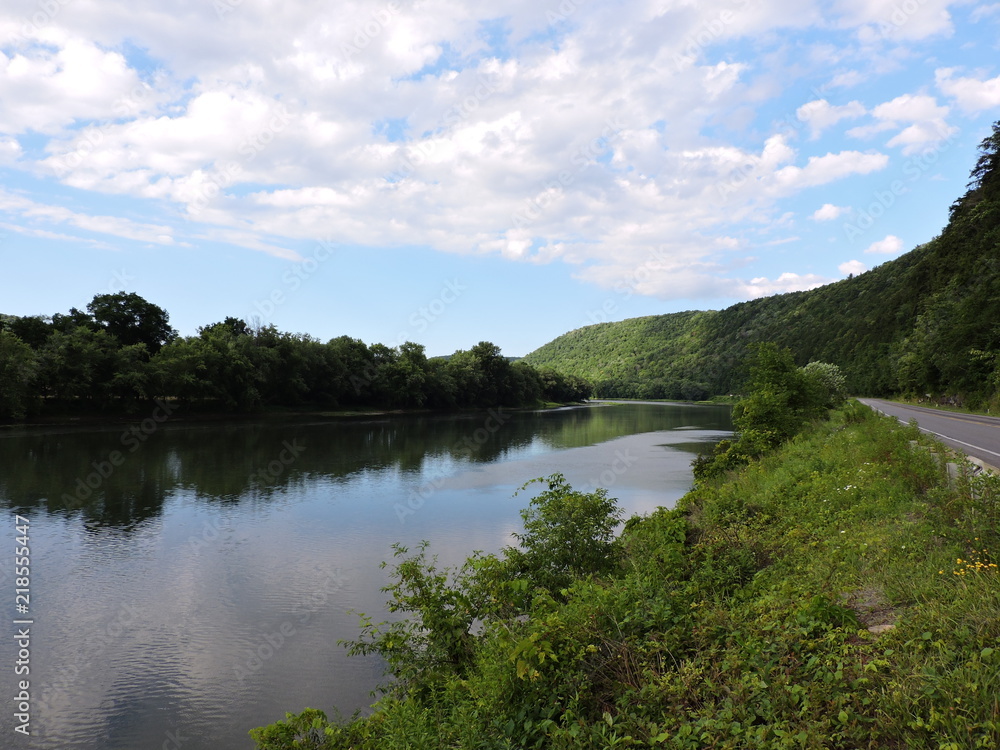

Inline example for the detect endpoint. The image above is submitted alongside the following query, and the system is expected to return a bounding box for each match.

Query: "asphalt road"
[857,398,1000,470]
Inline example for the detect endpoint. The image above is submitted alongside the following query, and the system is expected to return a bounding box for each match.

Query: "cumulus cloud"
[0,136,21,164]
[864,235,904,254]
[0,39,141,134]
[0,0,987,301]
[848,93,956,155]
[836,0,956,41]
[935,68,1000,114]
[811,203,848,221]
[838,259,868,275]
[739,272,832,298]
[772,150,889,192]
[796,99,866,139]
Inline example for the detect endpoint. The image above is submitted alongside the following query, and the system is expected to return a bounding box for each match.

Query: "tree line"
[0,293,592,420]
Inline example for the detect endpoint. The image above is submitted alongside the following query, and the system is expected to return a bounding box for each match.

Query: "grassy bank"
[889,396,999,419]
[252,402,1000,749]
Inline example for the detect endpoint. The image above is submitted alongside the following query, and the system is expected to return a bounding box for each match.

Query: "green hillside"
[525,121,1000,405]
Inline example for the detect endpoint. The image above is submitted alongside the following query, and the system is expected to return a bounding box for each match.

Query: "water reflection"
[0,403,730,750]
[0,403,730,528]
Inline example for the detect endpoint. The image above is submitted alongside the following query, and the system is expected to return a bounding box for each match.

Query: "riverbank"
[592,395,738,406]
[0,399,592,431]
[253,400,1000,748]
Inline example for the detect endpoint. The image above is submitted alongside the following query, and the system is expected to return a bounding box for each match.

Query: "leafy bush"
[695,344,845,479]
[502,474,623,597]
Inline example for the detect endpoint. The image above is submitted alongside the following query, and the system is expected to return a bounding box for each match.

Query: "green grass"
[887,396,1000,418]
[252,402,1000,749]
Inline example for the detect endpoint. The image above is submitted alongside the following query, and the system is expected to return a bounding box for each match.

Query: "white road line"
[909,427,1000,459]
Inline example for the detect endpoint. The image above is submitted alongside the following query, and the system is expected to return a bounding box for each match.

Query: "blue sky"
[1,0,999,356]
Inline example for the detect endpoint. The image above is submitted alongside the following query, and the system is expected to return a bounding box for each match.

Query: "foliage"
[503,474,623,596]
[251,406,1000,749]
[341,541,480,700]
[37,326,120,403]
[0,330,38,419]
[694,345,844,479]
[0,296,591,419]
[801,360,847,407]
[87,291,177,353]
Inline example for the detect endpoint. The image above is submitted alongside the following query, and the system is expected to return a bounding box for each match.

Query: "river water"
[0,401,730,750]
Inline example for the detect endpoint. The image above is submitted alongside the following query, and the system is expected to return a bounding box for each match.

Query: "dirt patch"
[842,587,898,635]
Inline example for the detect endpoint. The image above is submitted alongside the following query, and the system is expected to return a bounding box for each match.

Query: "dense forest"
[0,297,591,420]
[525,121,1000,406]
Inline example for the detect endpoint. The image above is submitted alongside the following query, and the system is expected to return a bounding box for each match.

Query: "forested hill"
[525,121,1000,405]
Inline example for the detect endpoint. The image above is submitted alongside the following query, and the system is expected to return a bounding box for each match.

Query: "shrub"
[502,474,623,597]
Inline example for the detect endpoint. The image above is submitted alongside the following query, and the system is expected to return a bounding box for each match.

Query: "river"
[0,401,730,749]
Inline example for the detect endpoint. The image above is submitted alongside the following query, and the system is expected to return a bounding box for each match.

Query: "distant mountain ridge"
[524,122,1000,405]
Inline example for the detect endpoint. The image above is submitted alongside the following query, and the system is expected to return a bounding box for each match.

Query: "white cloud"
[0,39,142,134]
[772,150,889,192]
[0,189,177,246]
[796,99,866,139]
[848,93,956,155]
[838,259,868,275]
[970,4,1000,22]
[871,93,948,123]
[811,203,848,221]
[864,235,904,254]
[0,0,987,304]
[829,70,865,88]
[836,0,956,41]
[0,136,21,164]
[0,221,113,247]
[935,68,1000,114]
[739,272,832,298]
